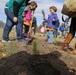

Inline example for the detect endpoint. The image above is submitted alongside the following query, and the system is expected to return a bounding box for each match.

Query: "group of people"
[59,23,69,38]
[2,0,76,54]
[40,6,76,54]
[2,0,37,42]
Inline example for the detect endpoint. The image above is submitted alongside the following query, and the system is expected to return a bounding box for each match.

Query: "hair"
[28,1,38,8]
[50,6,57,12]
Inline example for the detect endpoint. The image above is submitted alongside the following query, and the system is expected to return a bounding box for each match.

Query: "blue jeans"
[3,8,23,41]
[47,30,53,43]
[54,29,58,38]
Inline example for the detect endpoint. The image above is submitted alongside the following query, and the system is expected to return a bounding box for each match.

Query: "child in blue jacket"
[59,23,65,38]
[44,6,58,44]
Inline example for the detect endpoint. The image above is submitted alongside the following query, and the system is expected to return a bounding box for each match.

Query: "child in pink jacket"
[22,1,37,37]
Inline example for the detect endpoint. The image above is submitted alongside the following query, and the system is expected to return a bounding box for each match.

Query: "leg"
[2,9,14,41]
[59,17,76,50]
[16,18,23,40]
[54,29,56,37]
[46,31,49,42]
[47,30,53,43]
[56,29,58,38]
[24,25,29,33]
[59,31,62,38]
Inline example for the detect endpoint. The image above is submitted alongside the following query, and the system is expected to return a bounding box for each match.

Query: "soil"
[0,33,76,75]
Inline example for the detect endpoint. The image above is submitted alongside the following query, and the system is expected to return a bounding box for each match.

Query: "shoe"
[18,39,25,42]
[18,38,28,42]
[59,33,73,50]
[2,40,11,42]
[25,38,32,43]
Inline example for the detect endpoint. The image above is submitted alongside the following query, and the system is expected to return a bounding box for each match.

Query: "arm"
[13,1,19,22]
[22,6,30,17]
[13,1,19,17]
[53,14,58,22]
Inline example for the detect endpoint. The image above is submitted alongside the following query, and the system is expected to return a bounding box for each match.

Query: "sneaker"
[2,40,12,42]
[18,39,27,42]
[23,33,27,37]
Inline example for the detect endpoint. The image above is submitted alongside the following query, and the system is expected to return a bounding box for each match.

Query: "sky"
[0,0,65,26]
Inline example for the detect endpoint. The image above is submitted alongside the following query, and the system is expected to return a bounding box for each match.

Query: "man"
[54,20,60,38]
[2,0,30,42]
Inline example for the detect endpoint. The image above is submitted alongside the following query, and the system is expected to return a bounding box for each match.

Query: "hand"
[23,18,26,21]
[52,19,55,21]
[13,17,18,22]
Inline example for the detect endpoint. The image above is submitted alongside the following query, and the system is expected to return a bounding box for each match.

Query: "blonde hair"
[50,6,57,12]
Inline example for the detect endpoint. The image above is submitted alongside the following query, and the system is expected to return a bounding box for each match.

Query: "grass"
[0,28,17,58]
[32,40,40,54]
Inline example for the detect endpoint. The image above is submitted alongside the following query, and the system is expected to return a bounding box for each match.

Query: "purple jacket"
[46,13,58,28]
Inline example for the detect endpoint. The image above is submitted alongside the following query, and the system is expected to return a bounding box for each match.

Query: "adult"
[2,0,30,42]
[59,17,76,54]
[53,20,60,38]
[32,17,37,35]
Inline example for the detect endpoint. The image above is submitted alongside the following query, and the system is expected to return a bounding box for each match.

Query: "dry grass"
[0,28,76,75]
[0,28,17,58]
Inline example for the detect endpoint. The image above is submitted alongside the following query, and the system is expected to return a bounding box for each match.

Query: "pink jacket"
[25,10,32,23]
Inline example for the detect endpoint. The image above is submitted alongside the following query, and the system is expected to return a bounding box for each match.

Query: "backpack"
[40,27,45,33]
[62,0,76,17]
[55,20,60,29]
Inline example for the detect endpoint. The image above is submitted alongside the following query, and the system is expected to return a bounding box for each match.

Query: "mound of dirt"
[0,51,75,75]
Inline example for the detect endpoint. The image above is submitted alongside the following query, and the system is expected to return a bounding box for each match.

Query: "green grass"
[32,40,40,54]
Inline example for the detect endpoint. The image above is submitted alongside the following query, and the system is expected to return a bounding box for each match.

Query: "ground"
[0,28,76,75]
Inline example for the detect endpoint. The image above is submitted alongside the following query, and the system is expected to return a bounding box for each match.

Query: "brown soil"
[0,33,76,75]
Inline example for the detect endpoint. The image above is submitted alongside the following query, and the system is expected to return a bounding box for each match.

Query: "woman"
[2,0,30,42]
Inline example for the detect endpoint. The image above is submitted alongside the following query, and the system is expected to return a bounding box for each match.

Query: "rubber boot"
[59,33,73,50]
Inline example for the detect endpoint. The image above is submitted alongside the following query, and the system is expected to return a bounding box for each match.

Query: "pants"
[69,17,76,37]
[64,31,68,38]
[53,29,58,37]
[60,31,64,38]
[24,25,29,33]
[2,8,23,41]
[47,30,53,43]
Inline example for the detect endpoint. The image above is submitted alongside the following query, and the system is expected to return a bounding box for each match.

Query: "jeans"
[47,30,53,43]
[54,29,58,38]
[3,8,23,41]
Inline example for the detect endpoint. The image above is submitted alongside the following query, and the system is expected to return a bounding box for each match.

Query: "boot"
[59,33,73,50]
[70,43,76,54]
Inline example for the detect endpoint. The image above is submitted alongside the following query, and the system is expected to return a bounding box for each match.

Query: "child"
[22,1,37,38]
[44,6,58,44]
[59,23,65,38]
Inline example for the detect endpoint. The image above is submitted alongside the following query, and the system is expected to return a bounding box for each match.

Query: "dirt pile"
[0,51,75,75]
